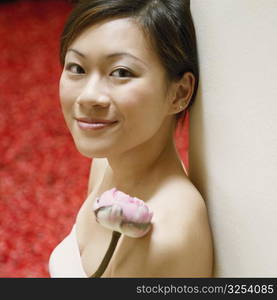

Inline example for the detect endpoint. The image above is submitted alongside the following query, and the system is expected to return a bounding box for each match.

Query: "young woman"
[49,0,213,278]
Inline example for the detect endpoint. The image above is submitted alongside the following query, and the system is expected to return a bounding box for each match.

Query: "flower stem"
[89,230,121,278]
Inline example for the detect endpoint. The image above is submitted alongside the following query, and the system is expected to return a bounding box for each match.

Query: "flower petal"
[92,188,153,238]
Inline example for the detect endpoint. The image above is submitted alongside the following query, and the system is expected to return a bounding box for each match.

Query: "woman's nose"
[76,77,110,108]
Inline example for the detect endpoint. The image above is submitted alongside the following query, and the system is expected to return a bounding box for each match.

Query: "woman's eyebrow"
[67,48,86,58]
[67,48,147,66]
[106,52,147,66]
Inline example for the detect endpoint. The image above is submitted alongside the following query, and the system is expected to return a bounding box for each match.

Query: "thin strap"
[89,231,121,278]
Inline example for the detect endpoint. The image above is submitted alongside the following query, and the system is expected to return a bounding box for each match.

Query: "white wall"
[189,0,277,277]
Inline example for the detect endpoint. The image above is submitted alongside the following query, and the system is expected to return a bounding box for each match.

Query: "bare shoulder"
[156,179,212,231]
[108,178,214,278]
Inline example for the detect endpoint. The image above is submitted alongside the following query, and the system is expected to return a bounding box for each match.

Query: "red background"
[0,0,190,277]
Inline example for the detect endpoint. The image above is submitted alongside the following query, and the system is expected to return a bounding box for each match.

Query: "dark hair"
[60,0,199,129]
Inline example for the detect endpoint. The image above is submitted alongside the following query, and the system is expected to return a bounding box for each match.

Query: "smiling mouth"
[76,120,118,130]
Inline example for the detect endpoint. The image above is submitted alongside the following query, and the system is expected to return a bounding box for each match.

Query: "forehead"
[68,17,159,65]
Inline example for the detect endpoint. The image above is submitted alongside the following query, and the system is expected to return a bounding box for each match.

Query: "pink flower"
[92,188,153,238]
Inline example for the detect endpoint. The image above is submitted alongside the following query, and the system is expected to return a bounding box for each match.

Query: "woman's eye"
[66,63,85,74]
[110,68,133,78]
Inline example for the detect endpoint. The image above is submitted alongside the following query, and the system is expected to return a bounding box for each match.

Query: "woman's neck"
[105,141,182,194]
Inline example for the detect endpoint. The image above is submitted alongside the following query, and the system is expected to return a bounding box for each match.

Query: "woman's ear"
[168,72,195,115]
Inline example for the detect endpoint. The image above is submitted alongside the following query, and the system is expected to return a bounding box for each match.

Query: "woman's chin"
[74,144,113,159]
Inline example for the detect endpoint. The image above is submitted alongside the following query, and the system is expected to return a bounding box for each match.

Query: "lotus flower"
[92,187,153,238]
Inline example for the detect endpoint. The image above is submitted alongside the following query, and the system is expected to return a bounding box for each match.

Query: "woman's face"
[59,17,175,158]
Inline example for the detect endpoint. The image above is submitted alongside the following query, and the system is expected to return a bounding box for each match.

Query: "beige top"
[48,224,87,278]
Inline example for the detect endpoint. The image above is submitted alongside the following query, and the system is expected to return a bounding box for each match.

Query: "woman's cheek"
[59,79,75,130]
[59,74,67,96]
[119,83,151,110]
[60,80,76,114]
[59,77,71,102]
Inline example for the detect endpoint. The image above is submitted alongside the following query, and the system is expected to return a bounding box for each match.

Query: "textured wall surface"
[189,0,277,277]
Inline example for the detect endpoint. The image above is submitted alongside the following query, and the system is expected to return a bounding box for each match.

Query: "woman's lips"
[76,120,118,130]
